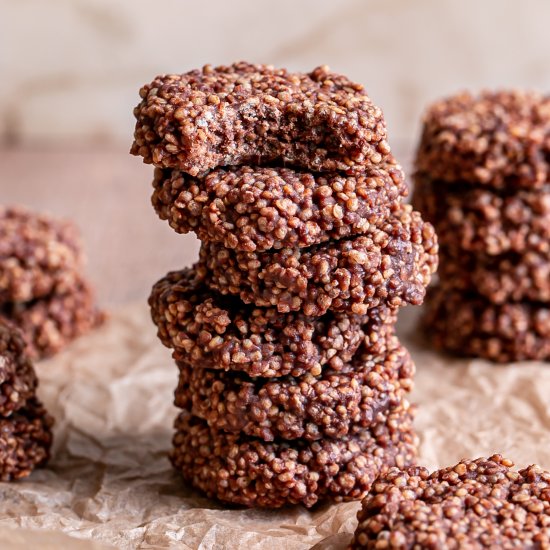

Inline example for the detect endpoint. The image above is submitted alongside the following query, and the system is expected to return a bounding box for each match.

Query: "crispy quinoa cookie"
[174,339,414,441]
[0,319,38,416]
[200,205,438,316]
[415,90,550,189]
[350,454,550,549]
[0,398,53,481]
[152,160,406,252]
[170,408,417,508]
[439,249,550,304]
[150,267,396,377]
[2,278,105,360]
[0,206,83,304]
[423,286,550,362]
[131,62,391,176]
[413,178,550,256]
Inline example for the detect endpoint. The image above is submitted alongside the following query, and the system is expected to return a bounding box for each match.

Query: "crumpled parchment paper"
[0,303,548,549]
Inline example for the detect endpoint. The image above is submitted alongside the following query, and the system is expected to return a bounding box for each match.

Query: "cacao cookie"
[131,62,391,176]
[0,398,53,481]
[170,407,417,508]
[413,178,550,256]
[0,319,38,416]
[439,249,550,304]
[0,206,83,304]
[150,268,396,378]
[422,286,550,362]
[174,339,414,441]
[2,278,105,360]
[415,90,550,189]
[199,205,438,316]
[152,160,406,252]
[349,454,550,549]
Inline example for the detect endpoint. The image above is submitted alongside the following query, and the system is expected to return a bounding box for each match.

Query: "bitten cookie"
[349,455,550,549]
[171,408,417,508]
[199,205,438,316]
[131,62,391,175]
[174,339,414,441]
[0,206,82,304]
[415,90,550,189]
[150,268,396,377]
[422,286,550,362]
[152,159,406,252]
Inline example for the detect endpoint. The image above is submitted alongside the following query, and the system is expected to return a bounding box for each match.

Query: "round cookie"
[150,268,396,378]
[2,278,105,360]
[415,90,550,189]
[422,286,550,362]
[199,205,438,317]
[170,408,417,508]
[0,206,83,304]
[174,339,414,441]
[131,62,391,176]
[350,455,550,549]
[152,160,406,252]
[413,178,550,256]
[0,319,38,416]
[0,398,53,481]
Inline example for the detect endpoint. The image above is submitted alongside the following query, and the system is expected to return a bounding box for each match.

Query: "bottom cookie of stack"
[422,286,550,362]
[171,406,417,508]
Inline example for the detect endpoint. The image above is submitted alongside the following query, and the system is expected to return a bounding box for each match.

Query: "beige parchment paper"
[0,303,548,550]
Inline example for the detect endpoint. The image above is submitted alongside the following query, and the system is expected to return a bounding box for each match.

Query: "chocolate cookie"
[350,455,550,549]
[0,319,38,415]
[150,268,395,377]
[200,205,438,316]
[0,398,53,481]
[0,206,83,304]
[131,62,391,176]
[422,286,550,362]
[413,178,550,256]
[174,339,414,441]
[2,278,105,360]
[415,90,550,189]
[170,408,417,508]
[152,160,406,252]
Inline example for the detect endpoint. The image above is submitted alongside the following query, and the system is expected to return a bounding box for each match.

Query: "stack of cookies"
[132,62,438,507]
[414,91,550,362]
[0,206,104,359]
[0,318,53,480]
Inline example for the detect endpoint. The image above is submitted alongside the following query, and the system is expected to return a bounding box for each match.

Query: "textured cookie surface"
[415,90,550,188]
[152,160,406,251]
[174,339,414,441]
[150,267,395,377]
[171,408,417,508]
[0,206,82,304]
[200,205,438,316]
[350,455,550,549]
[131,62,391,175]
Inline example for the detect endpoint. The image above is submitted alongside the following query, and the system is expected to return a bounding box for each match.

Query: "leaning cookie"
[423,286,550,362]
[415,90,550,189]
[200,205,438,316]
[2,278,105,360]
[152,160,406,252]
[0,398,53,481]
[413,178,550,256]
[131,62,391,176]
[0,319,38,416]
[174,339,414,441]
[0,206,83,304]
[171,408,417,508]
[439,249,550,304]
[349,455,550,549]
[150,268,395,377]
